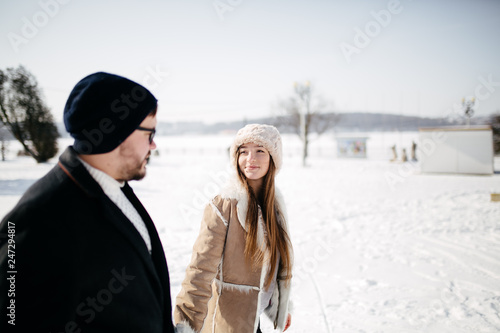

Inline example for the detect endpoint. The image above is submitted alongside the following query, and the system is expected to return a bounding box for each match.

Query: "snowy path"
[1,133,499,332]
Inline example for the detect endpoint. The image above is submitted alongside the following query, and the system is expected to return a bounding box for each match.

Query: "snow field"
[1,132,499,332]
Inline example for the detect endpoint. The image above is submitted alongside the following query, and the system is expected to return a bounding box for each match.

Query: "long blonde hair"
[236,152,293,288]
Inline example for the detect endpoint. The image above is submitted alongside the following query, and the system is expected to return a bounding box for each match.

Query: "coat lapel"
[120,183,169,299]
[120,181,173,332]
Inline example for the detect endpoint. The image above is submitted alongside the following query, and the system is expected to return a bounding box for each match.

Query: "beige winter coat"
[174,179,292,333]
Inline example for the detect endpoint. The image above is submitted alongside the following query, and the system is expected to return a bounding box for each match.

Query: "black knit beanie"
[64,72,157,155]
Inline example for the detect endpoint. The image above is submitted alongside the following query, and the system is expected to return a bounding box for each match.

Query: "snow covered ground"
[1,132,499,333]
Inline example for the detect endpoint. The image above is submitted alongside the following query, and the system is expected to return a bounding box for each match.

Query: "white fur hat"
[230,124,283,173]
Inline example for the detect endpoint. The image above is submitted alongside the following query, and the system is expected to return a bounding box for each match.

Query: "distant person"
[174,124,293,333]
[411,141,418,161]
[390,144,398,162]
[402,148,408,162]
[0,72,175,332]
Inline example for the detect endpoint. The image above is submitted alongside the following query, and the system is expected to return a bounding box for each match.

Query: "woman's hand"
[284,313,292,331]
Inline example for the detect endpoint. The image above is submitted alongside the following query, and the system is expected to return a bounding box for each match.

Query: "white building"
[419,126,494,175]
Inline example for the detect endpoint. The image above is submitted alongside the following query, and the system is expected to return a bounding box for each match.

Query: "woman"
[174,124,293,333]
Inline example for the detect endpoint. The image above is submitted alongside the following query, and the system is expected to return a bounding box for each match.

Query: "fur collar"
[218,175,289,233]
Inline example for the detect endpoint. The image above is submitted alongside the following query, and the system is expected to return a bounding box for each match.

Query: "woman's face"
[238,143,270,182]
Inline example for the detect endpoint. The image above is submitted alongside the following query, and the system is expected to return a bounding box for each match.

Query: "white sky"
[1,0,500,124]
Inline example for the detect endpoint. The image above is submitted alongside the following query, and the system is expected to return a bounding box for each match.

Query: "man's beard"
[125,153,151,181]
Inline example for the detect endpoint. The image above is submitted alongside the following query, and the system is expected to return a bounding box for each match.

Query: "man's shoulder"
[1,163,90,225]
[23,163,78,200]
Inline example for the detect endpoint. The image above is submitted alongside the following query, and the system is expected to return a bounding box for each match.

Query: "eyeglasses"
[137,126,156,144]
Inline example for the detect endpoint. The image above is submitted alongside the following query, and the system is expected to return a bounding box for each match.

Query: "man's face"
[116,114,157,181]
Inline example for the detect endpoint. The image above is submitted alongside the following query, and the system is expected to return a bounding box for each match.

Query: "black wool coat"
[0,147,175,333]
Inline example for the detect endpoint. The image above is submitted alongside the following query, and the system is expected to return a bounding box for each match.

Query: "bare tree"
[0,65,59,163]
[275,81,340,166]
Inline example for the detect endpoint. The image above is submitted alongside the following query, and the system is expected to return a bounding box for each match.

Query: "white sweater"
[79,158,152,253]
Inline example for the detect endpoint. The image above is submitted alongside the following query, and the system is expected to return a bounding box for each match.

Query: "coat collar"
[57,146,104,198]
[218,175,289,234]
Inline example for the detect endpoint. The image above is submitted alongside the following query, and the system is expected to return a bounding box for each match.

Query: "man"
[0,72,175,332]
